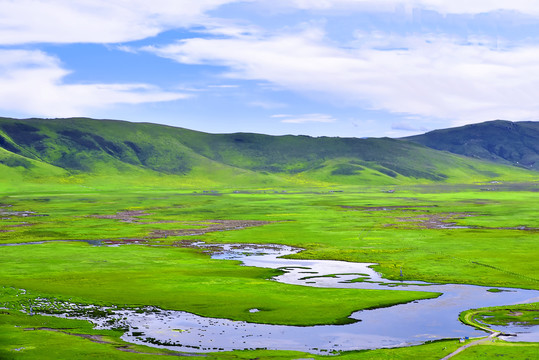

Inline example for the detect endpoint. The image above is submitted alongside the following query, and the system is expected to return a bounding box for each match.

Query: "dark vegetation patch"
[405,120,539,171]
[124,141,143,156]
[124,141,190,174]
[376,167,398,178]
[58,129,123,156]
[58,129,100,151]
[123,141,155,166]
[0,156,33,169]
[377,162,448,180]
[91,135,123,156]
[331,164,364,176]
[152,160,191,175]
[0,123,48,146]
[0,135,20,153]
[55,152,90,171]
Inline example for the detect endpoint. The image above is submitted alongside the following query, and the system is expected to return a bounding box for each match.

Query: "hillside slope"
[404,120,539,171]
[0,117,535,188]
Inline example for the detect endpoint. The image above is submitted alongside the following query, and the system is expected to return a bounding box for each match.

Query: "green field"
[1,180,538,359]
[0,117,537,359]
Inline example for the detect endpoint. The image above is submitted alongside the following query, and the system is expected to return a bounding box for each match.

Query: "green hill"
[0,117,535,189]
[404,120,539,171]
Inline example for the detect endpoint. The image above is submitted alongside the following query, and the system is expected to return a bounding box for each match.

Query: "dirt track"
[439,332,501,360]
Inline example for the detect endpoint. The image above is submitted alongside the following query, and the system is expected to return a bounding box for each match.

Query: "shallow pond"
[29,243,539,354]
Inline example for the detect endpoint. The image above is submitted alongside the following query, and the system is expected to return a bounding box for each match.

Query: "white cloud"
[2,0,539,46]
[0,0,243,44]
[272,0,539,15]
[4,0,537,47]
[249,100,287,109]
[208,84,240,88]
[0,49,189,117]
[144,29,539,125]
[272,113,336,123]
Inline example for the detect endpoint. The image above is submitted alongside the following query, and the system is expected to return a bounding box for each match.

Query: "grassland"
[1,117,537,192]
[405,120,539,171]
[460,303,539,331]
[0,179,538,359]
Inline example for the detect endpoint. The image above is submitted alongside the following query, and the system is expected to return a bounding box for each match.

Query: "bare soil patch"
[91,210,151,223]
[90,211,275,245]
[6,222,34,228]
[342,205,538,231]
[340,205,436,211]
[24,327,110,344]
[391,212,474,229]
[150,220,273,238]
[24,327,196,356]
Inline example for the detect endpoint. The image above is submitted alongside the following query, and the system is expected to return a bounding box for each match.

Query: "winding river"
[26,242,538,354]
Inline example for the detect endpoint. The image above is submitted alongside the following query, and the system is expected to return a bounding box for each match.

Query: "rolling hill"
[0,117,536,189]
[404,120,539,171]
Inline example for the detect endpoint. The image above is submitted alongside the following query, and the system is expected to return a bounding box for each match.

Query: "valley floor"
[0,182,538,359]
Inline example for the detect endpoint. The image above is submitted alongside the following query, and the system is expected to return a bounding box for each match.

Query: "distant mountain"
[404,120,539,171]
[0,117,535,188]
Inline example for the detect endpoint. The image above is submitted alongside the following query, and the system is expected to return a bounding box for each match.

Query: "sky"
[2,1,539,138]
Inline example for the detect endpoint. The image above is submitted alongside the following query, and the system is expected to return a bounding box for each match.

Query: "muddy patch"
[0,217,274,246]
[390,212,474,229]
[342,205,538,231]
[24,327,112,344]
[90,210,185,225]
[341,205,437,211]
[0,208,48,218]
[492,226,539,231]
[90,210,151,223]
[23,327,195,356]
[5,222,35,228]
[150,220,273,238]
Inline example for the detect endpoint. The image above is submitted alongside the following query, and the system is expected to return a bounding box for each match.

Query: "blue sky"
[2,1,539,137]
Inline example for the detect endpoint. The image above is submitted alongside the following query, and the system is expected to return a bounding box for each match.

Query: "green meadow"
[0,180,538,359]
[0,116,537,360]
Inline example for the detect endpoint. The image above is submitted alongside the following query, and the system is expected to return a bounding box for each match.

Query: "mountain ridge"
[404,120,539,171]
[0,117,536,189]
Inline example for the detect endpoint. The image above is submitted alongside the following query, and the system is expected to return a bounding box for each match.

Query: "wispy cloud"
[2,0,538,47]
[0,49,189,117]
[0,0,242,45]
[144,28,539,125]
[208,84,240,88]
[272,113,336,123]
[249,100,287,109]
[269,0,539,16]
[2,0,539,133]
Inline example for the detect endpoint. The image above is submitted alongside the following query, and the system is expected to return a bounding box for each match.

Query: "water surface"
[36,243,537,354]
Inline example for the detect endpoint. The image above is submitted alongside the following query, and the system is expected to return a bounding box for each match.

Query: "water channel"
[27,243,539,354]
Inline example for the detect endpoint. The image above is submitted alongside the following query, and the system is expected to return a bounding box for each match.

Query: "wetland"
[18,243,539,354]
[1,184,538,359]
